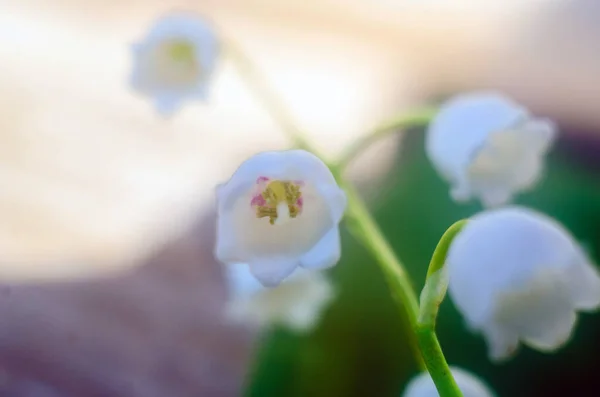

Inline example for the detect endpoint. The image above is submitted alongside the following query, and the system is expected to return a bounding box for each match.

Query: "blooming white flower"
[215,150,347,287]
[130,13,218,115]
[426,92,557,207]
[447,206,600,361]
[224,263,334,331]
[403,367,495,397]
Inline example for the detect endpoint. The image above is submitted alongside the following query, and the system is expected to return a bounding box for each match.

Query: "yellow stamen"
[165,40,195,62]
[147,39,201,88]
[255,180,302,225]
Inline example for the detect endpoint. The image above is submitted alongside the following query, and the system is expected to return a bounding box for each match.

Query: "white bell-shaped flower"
[447,207,600,361]
[224,263,334,331]
[215,150,347,287]
[403,367,495,397]
[426,93,557,207]
[130,12,218,115]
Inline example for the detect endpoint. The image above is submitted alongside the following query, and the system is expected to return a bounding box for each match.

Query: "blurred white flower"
[447,207,600,361]
[130,12,218,115]
[426,92,557,207]
[224,263,334,331]
[403,367,495,397]
[215,150,346,287]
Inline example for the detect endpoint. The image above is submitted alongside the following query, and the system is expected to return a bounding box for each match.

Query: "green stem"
[337,180,424,368]
[226,38,461,395]
[335,107,437,170]
[416,220,468,397]
[415,329,462,397]
[224,38,314,152]
[425,220,468,280]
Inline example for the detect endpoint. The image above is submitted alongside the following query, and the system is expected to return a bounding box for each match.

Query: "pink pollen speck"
[256,176,270,184]
[297,197,303,207]
[251,194,266,207]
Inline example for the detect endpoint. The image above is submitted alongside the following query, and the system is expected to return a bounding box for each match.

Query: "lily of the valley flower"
[447,207,600,361]
[426,92,557,207]
[403,367,495,397]
[215,150,347,287]
[130,12,218,115]
[224,263,334,331]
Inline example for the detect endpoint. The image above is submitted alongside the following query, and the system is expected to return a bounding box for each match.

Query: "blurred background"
[1,0,599,396]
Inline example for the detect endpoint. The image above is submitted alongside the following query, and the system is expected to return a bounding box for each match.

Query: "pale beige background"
[1,0,597,280]
[0,1,598,395]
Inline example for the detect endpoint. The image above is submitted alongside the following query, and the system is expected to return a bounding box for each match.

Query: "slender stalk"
[224,39,313,152]
[335,108,437,170]
[338,180,424,368]
[226,38,461,396]
[417,220,468,397]
[337,183,420,320]
[415,329,461,396]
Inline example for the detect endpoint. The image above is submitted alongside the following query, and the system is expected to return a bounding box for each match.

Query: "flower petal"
[522,310,576,352]
[300,227,341,270]
[285,300,322,331]
[465,120,557,207]
[224,265,334,330]
[478,187,513,208]
[215,150,345,287]
[130,12,218,114]
[223,263,265,299]
[248,257,299,287]
[319,184,347,223]
[481,323,520,362]
[154,94,183,116]
[216,151,300,211]
[427,92,557,207]
[493,266,577,352]
[214,212,244,264]
[447,206,591,359]
[564,252,600,310]
[426,92,527,182]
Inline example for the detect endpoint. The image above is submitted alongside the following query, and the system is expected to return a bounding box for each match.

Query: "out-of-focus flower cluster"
[426,93,600,362]
[224,263,334,331]
[426,92,556,208]
[128,10,600,396]
[130,13,346,334]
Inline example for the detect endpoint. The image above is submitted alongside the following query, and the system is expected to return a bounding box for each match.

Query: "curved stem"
[415,329,462,397]
[339,180,424,368]
[425,220,468,280]
[417,220,468,397]
[335,108,437,170]
[224,38,314,152]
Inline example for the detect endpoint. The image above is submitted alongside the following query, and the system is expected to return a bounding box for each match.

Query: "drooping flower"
[215,150,347,287]
[447,207,600,361]
[403,367,495,397]
[223,263,334,331]
[426,92,557,207]
[130,12,218,115]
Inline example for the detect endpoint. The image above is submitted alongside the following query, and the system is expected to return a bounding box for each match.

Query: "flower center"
[251,178,303,225]
[150,39,201,87]
[469,129,526,179]
[165,40,196,62]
